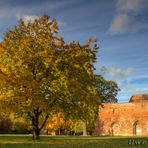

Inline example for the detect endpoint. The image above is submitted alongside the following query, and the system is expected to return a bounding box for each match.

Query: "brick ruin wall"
[97,101,148,136]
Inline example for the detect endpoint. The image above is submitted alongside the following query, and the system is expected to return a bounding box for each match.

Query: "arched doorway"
[111,122,120,136]
[133,121,142,136]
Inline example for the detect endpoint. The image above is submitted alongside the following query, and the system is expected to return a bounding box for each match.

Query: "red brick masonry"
[98,94,148,136]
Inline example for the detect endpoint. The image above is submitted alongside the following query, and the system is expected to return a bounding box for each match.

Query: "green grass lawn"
[0,135,148,148]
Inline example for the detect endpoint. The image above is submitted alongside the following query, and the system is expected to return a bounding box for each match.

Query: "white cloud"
[109,14,148,34]
[16,15,67,28]
[108,0,148,35]
[118,85,148,102]
[117,0,146,13]
[101,66,148,102]
[122,85,148,93]
[109,14,131,34]
[101,66,134,79]
[16,15,39,24]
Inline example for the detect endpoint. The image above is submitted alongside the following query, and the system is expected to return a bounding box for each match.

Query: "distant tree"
[94,75,119,103]
[46,113,75,135]
[10,113,32,134]
[83,75,119,136]
[92,75,120,135]
[0,117,12,134]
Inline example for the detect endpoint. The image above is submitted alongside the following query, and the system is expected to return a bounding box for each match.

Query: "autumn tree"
[0,15,99,139]
[0,16,67,139]
[55,39,99,136]
[46,113,75,135]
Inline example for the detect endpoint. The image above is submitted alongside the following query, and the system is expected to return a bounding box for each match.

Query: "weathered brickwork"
[98,94,148,136]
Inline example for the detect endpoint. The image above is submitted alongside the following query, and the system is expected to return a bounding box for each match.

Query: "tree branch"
[39,114,49,130]
[27,112,33,119]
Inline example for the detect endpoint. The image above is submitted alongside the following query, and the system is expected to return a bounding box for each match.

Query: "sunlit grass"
[0,135,148,147]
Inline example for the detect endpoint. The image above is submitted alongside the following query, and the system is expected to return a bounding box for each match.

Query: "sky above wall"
[0,0,148,102]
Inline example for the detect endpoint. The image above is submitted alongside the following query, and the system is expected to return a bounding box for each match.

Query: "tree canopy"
[0,15,103,139]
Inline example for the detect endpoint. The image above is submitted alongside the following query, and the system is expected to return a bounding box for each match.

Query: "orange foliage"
[46,113,74,131]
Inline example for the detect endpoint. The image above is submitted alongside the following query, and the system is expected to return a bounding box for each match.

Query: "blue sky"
[0,0,148,102]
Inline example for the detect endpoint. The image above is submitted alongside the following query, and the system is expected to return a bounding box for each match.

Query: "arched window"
[133,121,142,136]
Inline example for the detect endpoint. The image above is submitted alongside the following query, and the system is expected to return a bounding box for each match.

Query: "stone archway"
[111,122,120,136]
[133,121,142,136]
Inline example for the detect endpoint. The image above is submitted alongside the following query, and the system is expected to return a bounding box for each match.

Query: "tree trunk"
[28,108,49,140]
[83,120,87,136]
[92,118,99,136]
[32,108,40,140]
[33,128,40,140]
[58,127,61,135]
[92,106,100,136]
